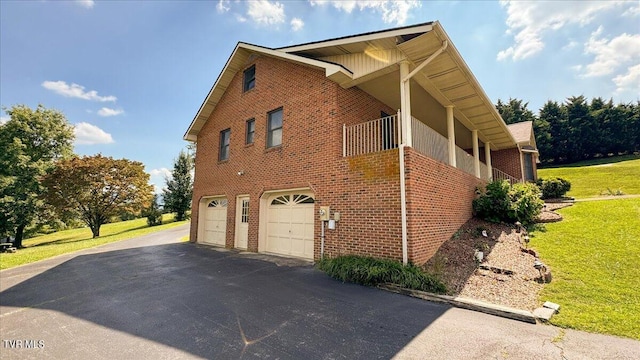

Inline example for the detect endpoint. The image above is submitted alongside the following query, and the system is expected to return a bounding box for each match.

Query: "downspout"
[517,144,525,182]
[399,143,408,265]
[398,41,448,266]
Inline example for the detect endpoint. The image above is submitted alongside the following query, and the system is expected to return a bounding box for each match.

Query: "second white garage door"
[202,198,227,246]
[266,193,315,259]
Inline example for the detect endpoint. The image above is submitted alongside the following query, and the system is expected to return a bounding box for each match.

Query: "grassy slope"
[530,198,640,339]
[533,155,640,339]
[538,156,640,198]
[0,215,189,270]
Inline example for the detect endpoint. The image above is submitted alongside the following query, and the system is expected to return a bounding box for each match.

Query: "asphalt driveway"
[1,224,639,359]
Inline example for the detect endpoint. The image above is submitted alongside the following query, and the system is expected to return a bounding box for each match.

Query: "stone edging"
[378,283,537,324]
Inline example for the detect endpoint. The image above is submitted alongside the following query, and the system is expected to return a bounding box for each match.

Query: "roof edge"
[183,42,354,141]
[278,22,434,53]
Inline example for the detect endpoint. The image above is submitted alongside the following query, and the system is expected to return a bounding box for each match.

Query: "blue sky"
[1,0,638,192]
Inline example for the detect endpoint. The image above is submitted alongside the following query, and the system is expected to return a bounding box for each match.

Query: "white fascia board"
[239,43,353,78]
[278,24,433,53]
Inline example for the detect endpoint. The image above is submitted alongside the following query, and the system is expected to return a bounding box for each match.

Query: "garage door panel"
[266,193,315,260]
[201,198,227,246]
[290,209,309,223]
[291,240,305,257]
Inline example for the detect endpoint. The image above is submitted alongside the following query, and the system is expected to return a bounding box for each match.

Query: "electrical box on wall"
[319,206,330,221]
[333,212,340,221]
[328,219,336,229]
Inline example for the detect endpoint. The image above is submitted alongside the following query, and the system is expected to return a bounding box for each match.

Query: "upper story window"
[267,108,283,148]
[246,119,255,145]
[243,65,255,92]
[219,128,230,161]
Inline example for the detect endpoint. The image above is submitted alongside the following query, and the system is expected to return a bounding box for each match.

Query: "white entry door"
[235,196,249,249]
[202,198,227,246]
[266,193,315,259]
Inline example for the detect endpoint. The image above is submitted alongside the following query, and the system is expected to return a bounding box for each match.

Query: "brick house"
[184,22,537,264]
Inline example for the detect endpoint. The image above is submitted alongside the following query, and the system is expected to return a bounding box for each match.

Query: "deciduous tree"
[42,155,153,238]
[0,104,74,247]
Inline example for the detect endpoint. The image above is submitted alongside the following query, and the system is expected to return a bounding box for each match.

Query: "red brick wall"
[404,147,483,264]
[491,148,523,180]
[190,54,400,260]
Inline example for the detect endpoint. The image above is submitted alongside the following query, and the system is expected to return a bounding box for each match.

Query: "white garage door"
[266,193,315,259]
[202,198,227,246]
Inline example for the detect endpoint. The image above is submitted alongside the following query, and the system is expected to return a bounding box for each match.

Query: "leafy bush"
[144,195,163,227]
[472,180,511,223]
[536,177,571,199]
[473,180,544,225]
[317,255,446,294]
[509,182,545,224]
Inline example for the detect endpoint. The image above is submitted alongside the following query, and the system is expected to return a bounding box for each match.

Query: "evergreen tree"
[539,101,566,164]
[495,98,536,124]
[163,151,193,221]
[565,96,591,162]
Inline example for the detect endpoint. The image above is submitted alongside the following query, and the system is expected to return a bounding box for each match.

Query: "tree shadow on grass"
[27,223,153,248]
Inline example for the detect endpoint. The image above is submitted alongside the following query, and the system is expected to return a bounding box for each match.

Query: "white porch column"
[446,105,456,167]
[485,142,492,180]
[399,61,412,146]
[472,130,480,178]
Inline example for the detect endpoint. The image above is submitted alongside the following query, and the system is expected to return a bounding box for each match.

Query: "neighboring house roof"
[507,121,537,149]
[185,21,517,149]
[507,121,532,144]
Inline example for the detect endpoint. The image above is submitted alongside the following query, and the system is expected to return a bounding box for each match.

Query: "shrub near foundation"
[473,180,544,225]
[317,255,446,294]
[536,177,571,199]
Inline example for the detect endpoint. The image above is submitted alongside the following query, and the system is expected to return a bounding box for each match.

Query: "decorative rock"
[478,264,514,275]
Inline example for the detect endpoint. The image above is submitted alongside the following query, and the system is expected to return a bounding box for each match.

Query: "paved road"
[1,225,638,359]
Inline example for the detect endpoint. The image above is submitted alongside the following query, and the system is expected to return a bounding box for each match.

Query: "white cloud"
[290,17,304,31]
[497,1,626,61]
[97,107,124,117]
[236,14,247,23]
[310,0,420,25]
[42,80,117,102]
[150,167,172,179]
[75,0,94,9]
[247,0,285,26]
[562,40,579,51]
[74,122,114,145]
[582,27,640,77]
[149,168,172,194]
[216,0,230,13]
[0,116,9,125]
[613,64,640,95]
[623,4,640,17]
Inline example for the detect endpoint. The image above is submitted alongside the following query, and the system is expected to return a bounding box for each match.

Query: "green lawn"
[534,155,640,339]
[531,198,640,339]
[538,156,640,198]
[0,215,189,270]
